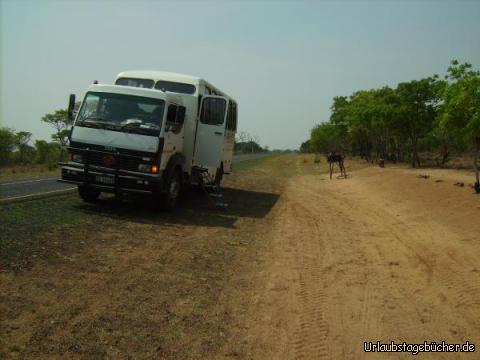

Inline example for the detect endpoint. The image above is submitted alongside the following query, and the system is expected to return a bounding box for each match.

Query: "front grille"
[70,141,157,158]
[119,157,139,172]
[85,152,141,172]
[69,142,156,172]
[88,151,108,167]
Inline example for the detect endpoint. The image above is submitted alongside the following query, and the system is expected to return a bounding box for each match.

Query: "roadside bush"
[46,159,58,171]
[35,140,60,164]
[0,127,16,165]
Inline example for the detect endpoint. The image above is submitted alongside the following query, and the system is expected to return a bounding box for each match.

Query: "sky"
[1,0,479,150]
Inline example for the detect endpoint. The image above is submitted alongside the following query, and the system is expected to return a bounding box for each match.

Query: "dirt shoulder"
[1,155,479,359]
[0,155,311,359]
[219,162,480,360]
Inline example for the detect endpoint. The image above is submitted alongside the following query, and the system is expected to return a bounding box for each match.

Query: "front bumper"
[59,157,163,195]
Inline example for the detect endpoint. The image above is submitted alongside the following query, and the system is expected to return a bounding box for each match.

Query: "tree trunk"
[441,141,449,167]
[474,137,480,194]
[411,137,417,168]
[415,150,421,168]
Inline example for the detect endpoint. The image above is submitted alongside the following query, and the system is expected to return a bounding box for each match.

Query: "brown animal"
[327,152,347,179]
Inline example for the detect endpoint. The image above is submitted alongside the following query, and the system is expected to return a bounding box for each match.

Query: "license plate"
[96,175,114,185]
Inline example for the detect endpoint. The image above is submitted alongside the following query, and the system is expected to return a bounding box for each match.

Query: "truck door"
[193,95,228,168]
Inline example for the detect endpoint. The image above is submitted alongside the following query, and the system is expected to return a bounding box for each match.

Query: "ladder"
[194,168,228,210]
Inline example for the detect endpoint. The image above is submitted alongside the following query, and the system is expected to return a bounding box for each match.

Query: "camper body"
[59,71,237,209]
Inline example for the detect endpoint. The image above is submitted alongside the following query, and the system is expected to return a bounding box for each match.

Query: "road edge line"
[0,187,76,204]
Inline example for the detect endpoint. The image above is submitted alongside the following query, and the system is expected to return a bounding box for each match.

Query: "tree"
[308,59,478,186]
[15,131,32,163]
[235,131,249,144]
[330,96,350,126]
[396,77,441,167]
[41,109,72,159]
[300,140,311,153]
[329,96,350,152]
[310,123,344,154]
[35,140,59,164]
[234,131,265,153]
[250,134,260,153]
[0,127,16,165]
[441,60,480,192]
[343,90,377,161]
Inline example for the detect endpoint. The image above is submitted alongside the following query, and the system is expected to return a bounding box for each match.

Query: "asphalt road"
[0,153,272,202]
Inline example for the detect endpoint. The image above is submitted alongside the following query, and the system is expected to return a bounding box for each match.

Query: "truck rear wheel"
[78,186,100,203]
[214,165,224,187]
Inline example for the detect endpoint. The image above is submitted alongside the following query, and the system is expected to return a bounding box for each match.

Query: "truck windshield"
[76,92,165,136]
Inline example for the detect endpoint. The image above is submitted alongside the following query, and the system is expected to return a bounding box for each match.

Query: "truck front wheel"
[159,170,181,210]
[78,186,101,203]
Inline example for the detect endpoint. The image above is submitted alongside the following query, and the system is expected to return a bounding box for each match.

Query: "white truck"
[59,71,238,209]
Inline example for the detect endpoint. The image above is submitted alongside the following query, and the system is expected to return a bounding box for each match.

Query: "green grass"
[0,194,88,271]
[0,194,82,234]
[233,155,271,172]
[0,156,272,271]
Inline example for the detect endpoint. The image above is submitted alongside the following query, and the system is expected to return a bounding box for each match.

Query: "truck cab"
[59,71,237,209]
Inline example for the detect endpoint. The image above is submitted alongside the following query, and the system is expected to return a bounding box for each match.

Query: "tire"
[159,170,181,210]
[78,186,101,203]
[214,165,224,187]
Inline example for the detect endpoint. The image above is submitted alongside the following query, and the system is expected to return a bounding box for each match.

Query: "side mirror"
[176,106,186,125]
[68,94,76,120]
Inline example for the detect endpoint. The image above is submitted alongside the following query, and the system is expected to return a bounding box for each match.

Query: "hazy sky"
[1,0,479,150]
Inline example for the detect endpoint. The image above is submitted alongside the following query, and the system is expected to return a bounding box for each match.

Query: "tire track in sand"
[282,197,330,359]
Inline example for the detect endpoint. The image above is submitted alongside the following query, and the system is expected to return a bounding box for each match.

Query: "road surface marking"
[0,177,58,186]
[0,187,76,202]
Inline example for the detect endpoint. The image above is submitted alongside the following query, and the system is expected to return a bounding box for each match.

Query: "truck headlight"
[138,164,152,173]
[138,164,159,173]
[72,154,83,163]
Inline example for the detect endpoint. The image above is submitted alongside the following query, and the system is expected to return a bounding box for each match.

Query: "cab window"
[166,104,185,134]
[167,105,177,123]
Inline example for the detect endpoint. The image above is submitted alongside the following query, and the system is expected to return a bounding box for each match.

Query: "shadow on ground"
[74,186,280,229]
[0,186,279,271]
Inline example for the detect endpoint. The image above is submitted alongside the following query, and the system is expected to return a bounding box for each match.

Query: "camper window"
[226,101,237,131]
[155,81,196,94]
[200,98,226,126]
[115,78,154,88]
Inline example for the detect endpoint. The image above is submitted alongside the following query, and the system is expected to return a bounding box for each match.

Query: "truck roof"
[116,70,203,86]
[116,70,235,100]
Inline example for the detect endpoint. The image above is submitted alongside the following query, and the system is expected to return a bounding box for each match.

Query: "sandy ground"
[220,161,480,360]
[1,155,479,359]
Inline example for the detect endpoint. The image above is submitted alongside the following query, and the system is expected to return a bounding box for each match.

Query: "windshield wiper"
[120,122,159,135]
[77,117,118,130]
[120,122,142,129]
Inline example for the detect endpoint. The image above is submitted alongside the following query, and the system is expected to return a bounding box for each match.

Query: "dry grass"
[7,155,477,359]
[0,155,306,359]
[0,164,60,182]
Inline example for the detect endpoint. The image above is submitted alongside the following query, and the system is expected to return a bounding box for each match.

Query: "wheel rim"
[169,176,179,198]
